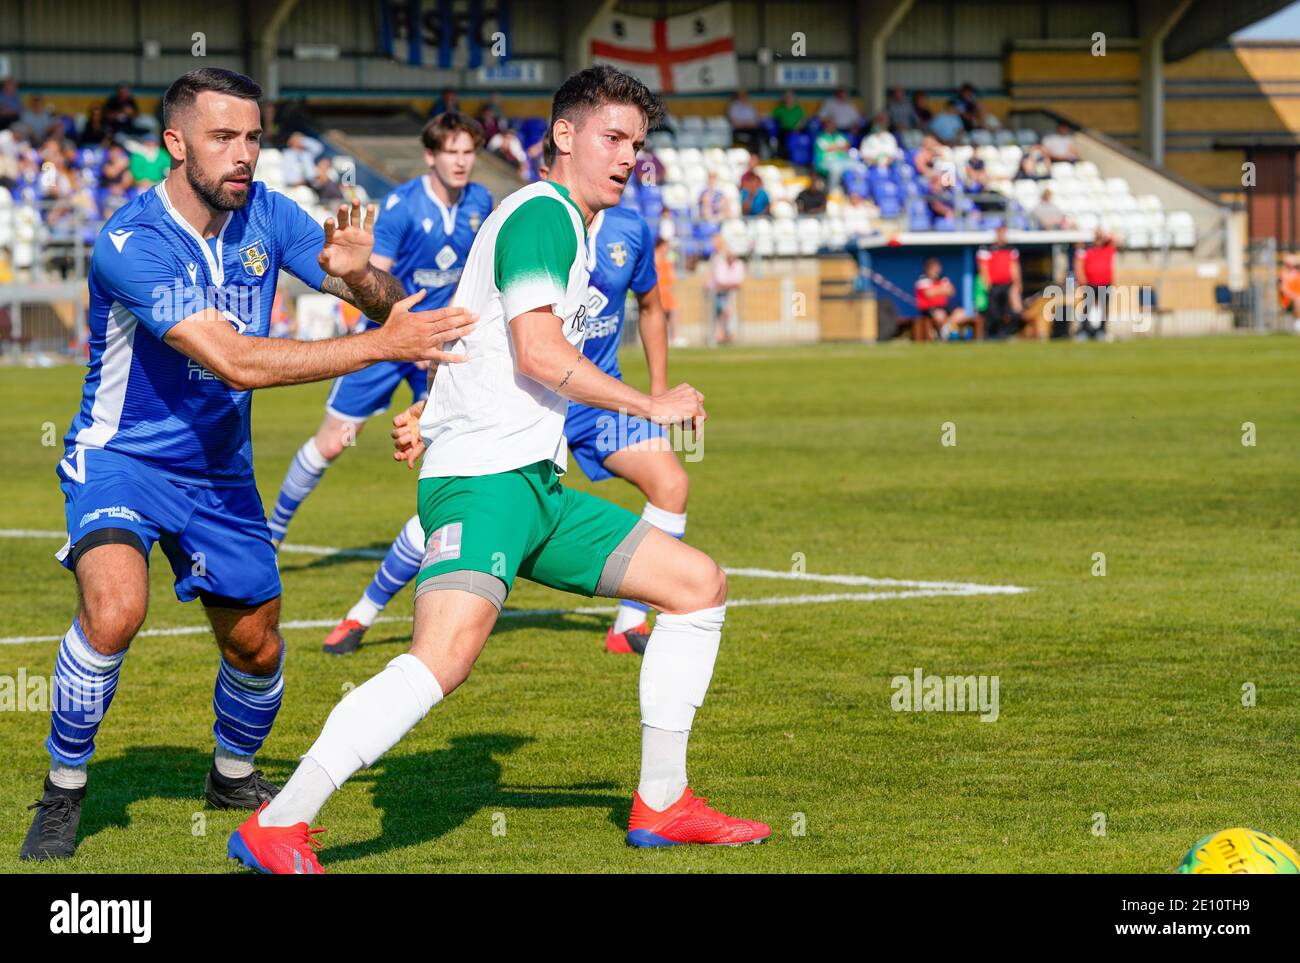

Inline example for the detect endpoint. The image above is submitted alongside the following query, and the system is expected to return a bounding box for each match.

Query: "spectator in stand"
[127,129,169,187]
[1032,188,1071,230]
[477,101,503,144]
[78,103,112,147]
[487,117,530,180]
[281,131,324,187]
[818,87,864,139]
[860,112,902,167]
[0,78,22,131]
[813,125,851,188]
[977,226,1023,338]
[911,91,934,128]
[1020,144,1051,179]
[19,95,58,144]
[928,99,965,145]
[912,135,944,178]
[964,156,989,191]
[1074,229,1117,339]
[739,169,769,216]
[796,174,828,215]
[956,83,979,131]
[654,235,684,346]
[771,89,806,158]
[1041,122,1078,162]
[698,171,728,222]
[428,88,460,119]
[104,83,149,137]
[727,89,763,154]
[310,155,344,203]
[884,86,917,132]
[925,173,956,221]
[915,257,978,341]
[657,207,676,245]
[99,143,134,191]
[708,240,746,345]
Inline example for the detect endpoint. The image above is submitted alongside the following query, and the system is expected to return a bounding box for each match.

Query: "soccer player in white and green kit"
[229,66,769,873]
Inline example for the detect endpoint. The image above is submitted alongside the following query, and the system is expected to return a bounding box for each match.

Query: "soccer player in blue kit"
[319,137,690,656]
[20,68,476,861]
[267,111,494,547]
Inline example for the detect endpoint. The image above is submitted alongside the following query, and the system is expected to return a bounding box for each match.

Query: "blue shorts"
[325,361,427,422]
[55,447,281,607]
[564,402,666,483]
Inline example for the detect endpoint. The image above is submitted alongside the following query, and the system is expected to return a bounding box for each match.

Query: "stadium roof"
[1166,0,1296,59]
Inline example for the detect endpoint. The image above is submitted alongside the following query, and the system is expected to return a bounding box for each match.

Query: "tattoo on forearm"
[320,267,406,322]
[557,355,586,390]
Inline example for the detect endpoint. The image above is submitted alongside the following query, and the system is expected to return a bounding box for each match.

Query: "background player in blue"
[318,141,689,657]
[267,112,493,547]
[20,68,476,862]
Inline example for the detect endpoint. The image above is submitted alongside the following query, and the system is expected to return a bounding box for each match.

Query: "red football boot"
[227,803,326,874]
[322,618,366,655]
[626,788,770,847]
[605,621,650,654]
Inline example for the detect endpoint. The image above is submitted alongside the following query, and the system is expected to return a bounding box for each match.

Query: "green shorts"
[414,460,648,610]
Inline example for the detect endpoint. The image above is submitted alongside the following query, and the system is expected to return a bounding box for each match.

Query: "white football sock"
[49,763,87,791]
[638,726,689,811]
[262,654,444,826]
[640,502,687,538]
[613,603,648,635]
[346,594,384,628]
[637,605,724,808]
[213,744,254,780]
[259,757,337,828]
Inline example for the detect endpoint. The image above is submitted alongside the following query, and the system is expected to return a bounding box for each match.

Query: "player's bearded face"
[186,141,254,211]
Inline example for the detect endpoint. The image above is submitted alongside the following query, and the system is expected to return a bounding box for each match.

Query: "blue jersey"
[368,176,493,330]
[580,206,657,378]
[64,181,327,487]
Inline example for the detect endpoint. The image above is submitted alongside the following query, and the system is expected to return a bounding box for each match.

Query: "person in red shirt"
[914,257,980,341]
[977,226,1022,339]
[1074,229,1117,340]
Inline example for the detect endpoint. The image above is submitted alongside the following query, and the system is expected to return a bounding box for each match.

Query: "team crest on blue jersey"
[607,241,628,267]
[239,241,269,278]
[469,212,481,232]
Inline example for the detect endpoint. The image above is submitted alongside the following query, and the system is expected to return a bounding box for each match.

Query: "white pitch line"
[0,530,1029,646]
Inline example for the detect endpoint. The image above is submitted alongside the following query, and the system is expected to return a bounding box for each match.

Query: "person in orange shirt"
[653,235,681,345]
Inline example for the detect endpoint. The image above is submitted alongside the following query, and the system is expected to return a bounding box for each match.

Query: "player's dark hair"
[550,65,663,146]
[162,68,262,129]
[421,110,484,152]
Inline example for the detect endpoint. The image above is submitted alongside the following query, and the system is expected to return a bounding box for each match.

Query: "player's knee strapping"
[305,653,444,787]
[212,642,285,756]
[638,605,725,732]
[46,618,127,766]
[268,439,332,538]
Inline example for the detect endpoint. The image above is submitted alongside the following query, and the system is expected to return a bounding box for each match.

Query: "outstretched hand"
[318,198,377,285]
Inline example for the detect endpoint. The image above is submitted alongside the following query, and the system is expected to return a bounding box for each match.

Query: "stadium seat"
[1014,129,1038,145]
[787,132,813,167]
[796,217,823,255]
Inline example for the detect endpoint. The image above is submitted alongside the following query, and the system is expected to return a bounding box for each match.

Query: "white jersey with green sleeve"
[418,181,590,478]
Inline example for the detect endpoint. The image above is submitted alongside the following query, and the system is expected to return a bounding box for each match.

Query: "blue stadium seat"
[518,116,548,150]
[787,132,812,167]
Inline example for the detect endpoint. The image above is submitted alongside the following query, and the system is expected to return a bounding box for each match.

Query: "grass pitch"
[1,335,1297,873]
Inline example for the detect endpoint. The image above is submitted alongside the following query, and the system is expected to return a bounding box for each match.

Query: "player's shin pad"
[305,654,444,787]
[638,606,725,732]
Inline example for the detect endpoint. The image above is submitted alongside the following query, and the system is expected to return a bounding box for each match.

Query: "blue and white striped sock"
[268,439,332,540]
[347,515,425,627]
[46,618,126,771]
[615,503,687,634]
[212,645,285,759]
